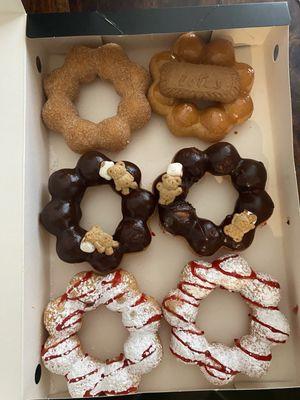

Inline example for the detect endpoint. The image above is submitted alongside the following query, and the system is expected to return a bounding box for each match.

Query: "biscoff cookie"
[160,62,240,104]
[42,44,151,154]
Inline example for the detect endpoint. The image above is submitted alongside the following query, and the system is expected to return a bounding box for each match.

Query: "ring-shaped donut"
[42,269,162,397]
[42,44,151,153]
[162,254,290,385]
[148,32,254,142]
[40,151,156,274]
[153,142,274,256]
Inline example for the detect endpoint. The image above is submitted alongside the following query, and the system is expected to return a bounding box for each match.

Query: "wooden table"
[22,0,300,194]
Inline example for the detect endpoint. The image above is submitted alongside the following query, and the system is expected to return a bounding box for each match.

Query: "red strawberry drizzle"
[131,293,147,307]
[255,275,280,289]
[234,339,272,361]
[178,282,213,300]
[266,337,286,344]
[251,315,289,336]
[44,344,80,362]
[104,291,128,306]
[172,330,238,378]
[56,309,85,332]
[101,270,122,287]
[127,313,162,329]
[164,294,198,308]
[41,334,75,357]
[81,345,154,397]
[203,365,227,381]
[212,256,256,280]
[175,328,204,336]
[67,367,99,384]
[169,347,194,363]
[172,330,206,355]
[189,262,216,286]
[240,294,279,310]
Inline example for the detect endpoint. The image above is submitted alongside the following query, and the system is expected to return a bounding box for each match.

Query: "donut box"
[1,1,300,399]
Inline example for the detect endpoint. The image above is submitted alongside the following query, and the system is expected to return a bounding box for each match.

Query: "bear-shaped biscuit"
[81,225,119,256]
[107,161,138,195]
[156,174,183,206]
[223,210,257,243]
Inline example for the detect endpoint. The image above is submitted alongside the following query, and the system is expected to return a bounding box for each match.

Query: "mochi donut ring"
[42,269,162,397]
[40,151,156,274]
[42,44,151,153]
[153,142,274,256]
[148,32,254,142]
[162,255,290,385]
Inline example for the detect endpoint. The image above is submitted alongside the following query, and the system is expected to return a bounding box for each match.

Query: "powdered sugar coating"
[162,254,290,385]
[42,270,162,397]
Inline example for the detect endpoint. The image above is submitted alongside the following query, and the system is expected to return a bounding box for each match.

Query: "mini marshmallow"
[99,161,115,180]
[80,240,96,253]
[167,162,183,177]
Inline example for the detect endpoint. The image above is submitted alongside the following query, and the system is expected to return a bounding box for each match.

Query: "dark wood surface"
[22,0,300,193]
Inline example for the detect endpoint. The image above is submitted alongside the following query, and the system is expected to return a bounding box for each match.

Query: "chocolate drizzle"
[40,151,156,274]
[154,143,274,256]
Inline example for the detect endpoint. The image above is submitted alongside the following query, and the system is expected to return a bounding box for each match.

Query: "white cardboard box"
[0,1,299,399]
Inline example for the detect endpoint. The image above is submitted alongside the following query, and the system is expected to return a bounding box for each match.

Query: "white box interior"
[2,11,299,399]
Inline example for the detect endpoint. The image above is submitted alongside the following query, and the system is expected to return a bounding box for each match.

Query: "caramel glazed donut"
[42,44,151,154]
[40,152,156,274]
[162,255,290,385]
[148,32,254,142]
[42,270,162,397]
[154,142,274,256]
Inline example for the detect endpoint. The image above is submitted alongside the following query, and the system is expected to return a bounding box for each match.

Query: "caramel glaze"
[40,151,156,274]
[153,143,274,256]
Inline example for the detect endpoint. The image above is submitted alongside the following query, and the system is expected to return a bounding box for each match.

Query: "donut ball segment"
[40,151,156,274]
[154,142,274,256]
[162,255,290,385]
[148,32,254,142]
[42,44,151,154]
[42,270,163,397]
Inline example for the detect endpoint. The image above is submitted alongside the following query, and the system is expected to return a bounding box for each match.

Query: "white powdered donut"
[42,270,162,398]
[162,254,290,385]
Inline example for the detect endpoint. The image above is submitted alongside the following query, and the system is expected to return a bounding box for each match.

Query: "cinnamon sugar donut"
[42,44,151,154]
[148,33,254,142]
[162,255,290,385]
[42,270,162,397]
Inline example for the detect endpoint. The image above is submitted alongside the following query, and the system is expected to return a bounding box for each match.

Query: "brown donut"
[40,152,156,274]
[153,143,274,256]
[148,33,254,143]
[42,44,151,154]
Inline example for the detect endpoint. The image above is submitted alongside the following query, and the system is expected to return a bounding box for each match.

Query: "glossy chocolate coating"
[40,151,156,274]
[154,142,274,256]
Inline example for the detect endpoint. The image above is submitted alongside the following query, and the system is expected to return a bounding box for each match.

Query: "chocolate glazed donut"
[153,143,274,256]
[40,152,156,274]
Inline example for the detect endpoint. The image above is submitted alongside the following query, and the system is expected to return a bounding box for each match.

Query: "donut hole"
[79,306,128,361]
[186,174,239,225]
[80,185,123,235]
[196,288,249,346]
[75,78,120,123]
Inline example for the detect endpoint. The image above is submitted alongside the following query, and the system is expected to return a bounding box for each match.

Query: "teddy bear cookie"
[148,32,254,143]
[40,152,156,274]
[156,163,183,206]
[42,44,151,153]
